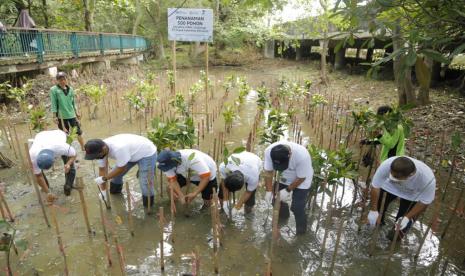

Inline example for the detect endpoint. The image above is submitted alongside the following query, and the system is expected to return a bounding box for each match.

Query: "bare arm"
[264,170,273,192]
[370,187,380,211]
[105,166,127,180]
[286,177,305,191]
[193,175,210,196]
[405,202,428,219]
[235,190,253,209]
[35,174,49,193]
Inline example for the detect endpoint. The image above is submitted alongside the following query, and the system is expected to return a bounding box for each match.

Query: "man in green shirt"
[50,72,84,150]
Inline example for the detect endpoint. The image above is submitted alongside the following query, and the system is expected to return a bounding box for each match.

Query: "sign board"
[167,8,213,42]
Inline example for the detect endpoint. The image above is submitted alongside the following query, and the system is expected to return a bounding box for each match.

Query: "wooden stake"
[368,192,387,256]
[169,184,176,244]
[440,188,464,239]
[76,177,92,234]
[112,232,126,276]
[172,40,177,94]
[104,156,112,209]
[50,204,69,275]
[320,183,337,257]
[159,207,165,271]
[98,199,113,266]
[0,189,14,222]
[23,143,50,227]
[125,182,135,237]
[211,188,219,274]
[205,43,209,116]
[328,215,346,276]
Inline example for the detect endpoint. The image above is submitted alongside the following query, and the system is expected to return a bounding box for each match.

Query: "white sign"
[167,8,213,42]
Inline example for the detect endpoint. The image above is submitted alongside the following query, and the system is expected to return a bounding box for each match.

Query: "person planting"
[218,151,263,214]
[264,141,313,235]
[157,149,217,210]
[29,129,77,199]
[361,105,406,165]
[50,71,85,150]
[367,156,435,241]
[84,134,157,208]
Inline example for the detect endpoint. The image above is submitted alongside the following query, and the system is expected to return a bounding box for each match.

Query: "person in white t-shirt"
[29,130,77,199]
[264,141,313,235]
[367,156,436,241]
[84,134,157,208]
[157,149,218,210]
[218,151,262,214]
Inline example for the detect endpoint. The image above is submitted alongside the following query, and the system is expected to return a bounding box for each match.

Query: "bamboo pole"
[320,183,337,257]
[0,189,14,222]
[98,198,113,266]
[328,214,345,276]
[440,188,464,239]
[172,40,177,94]
[159,207,165,271]
[104,156,111,209]
[23,143,50,227]
[112,232,126,276]
[50,204,69,275]
[76,177,92,234]
[170,184,176,244]
[125,182,135,237]
[205,43,209,116]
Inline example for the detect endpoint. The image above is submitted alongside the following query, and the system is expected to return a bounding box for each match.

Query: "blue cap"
[37,149,55,170]
[157,150,181,172]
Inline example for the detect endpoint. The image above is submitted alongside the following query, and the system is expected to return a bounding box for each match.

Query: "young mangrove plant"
[80,84,107,120]
[256,85,270,110]
[189,80,204,113]
[169,93,189,118]
[222,104,237,133]
[147,117,196,150]
[260,108,289,144]
[28,105,47,132]
[6,81,32,114]
[236,77,250,105]
[222,74,236,95]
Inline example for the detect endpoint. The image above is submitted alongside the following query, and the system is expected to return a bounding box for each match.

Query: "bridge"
[0,27,150,75]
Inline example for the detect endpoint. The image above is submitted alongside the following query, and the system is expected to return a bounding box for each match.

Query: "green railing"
[0,27,150,63]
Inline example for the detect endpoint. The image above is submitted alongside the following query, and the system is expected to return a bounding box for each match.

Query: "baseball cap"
[157,150,181,172]
[224,170,245,192]
[56,71,67,80]
[37,149,55,170]
[84,139,106,160]
[270,144,291,171]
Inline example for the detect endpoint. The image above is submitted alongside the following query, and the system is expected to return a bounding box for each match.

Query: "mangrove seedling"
[237,77,250,105]
[222,104,237,133]
[148,117,196,150]
[260,108,289,144]
[169,93,189,118]
[80,84,107,119]
[6,81,32,114]
[28,105,47,132]
[189,80,204,112]
[167,70,175,93]
[256,85,270,110]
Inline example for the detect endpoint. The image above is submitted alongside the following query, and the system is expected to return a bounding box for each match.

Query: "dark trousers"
[377,189,417,224]
[61,156,76,188]
[278,183,309,234]
[176,174,218,200]
[218,183,256,207]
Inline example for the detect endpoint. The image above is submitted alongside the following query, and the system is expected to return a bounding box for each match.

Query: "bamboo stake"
[211,189,219,274]
[159,207,165,271]
[320,183,337,258]
[125,182,135,237]
[172,40,177,94]
[440,188,464,239]
[76,177,92,234]
[159,170,164,199]
[98,199,113,266]
[205,43,209,116]
[112,232,126,276]
[0,201,6,220]
[104,156,111,209]
[50,204,69,275]
[328,214,345,276]
[0,189,13,222]
[383,226,401,276]
[170,184,176,244]
[23,143,50,227]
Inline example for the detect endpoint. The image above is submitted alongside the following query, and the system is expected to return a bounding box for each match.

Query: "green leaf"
[334,39,344,53]
[406,50,417,67]
[451,43,465,57]
[232,146,245,154]
[451,131,462,150]
[15,239,29,251]
[188,152,196,161]
[231,156,241,166]
[372,48,406,67]
[418,49,449,64]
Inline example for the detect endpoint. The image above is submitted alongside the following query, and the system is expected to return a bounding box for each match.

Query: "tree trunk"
[132,0,142,35]
[152,0,165,59]
[416,56,433,105]
[41,0,49,28]
[319,0,330,85]
[83,0,94,32]
[392,21,416,106]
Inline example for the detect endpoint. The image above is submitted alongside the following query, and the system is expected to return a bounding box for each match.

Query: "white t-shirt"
[219,151,263,192]
[97,134,157,168]
[264,141,313,189]
[164,149,217,181]
[372,156,436,204]
[29,130,76,174]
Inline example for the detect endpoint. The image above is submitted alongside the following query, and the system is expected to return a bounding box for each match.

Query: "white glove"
[279,189,291,202]
[94,176,106,185]
[264,191,273,205]
[367,210,379,226]
[396,216,411,230]
[222,201,230,212]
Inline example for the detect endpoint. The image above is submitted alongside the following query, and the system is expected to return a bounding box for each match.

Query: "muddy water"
[0,61,464,275]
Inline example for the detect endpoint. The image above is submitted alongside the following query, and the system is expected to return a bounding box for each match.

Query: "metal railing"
[0,27,150,63]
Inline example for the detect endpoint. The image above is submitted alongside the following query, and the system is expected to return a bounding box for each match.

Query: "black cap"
[224,170,245,192]
[84,139,106,160]
[157,150,181,172]
[270,144,290,171]
[56,71,67,80]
